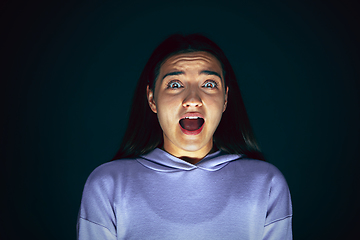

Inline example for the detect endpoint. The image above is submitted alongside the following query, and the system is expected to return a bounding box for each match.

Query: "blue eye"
[203,81,217,88]
[167,81,183,89]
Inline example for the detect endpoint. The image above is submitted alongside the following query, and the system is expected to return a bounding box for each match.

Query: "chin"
[179,141,209,152]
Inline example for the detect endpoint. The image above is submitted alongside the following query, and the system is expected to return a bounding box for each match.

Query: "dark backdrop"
[1,0,359,239]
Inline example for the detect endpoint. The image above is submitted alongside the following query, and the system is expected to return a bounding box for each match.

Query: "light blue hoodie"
[77,148,292,239]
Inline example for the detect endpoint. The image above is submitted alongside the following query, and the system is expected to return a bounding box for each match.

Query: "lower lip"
[179,122,204,135]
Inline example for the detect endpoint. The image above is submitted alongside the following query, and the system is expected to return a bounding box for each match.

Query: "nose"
[182,89,203,108]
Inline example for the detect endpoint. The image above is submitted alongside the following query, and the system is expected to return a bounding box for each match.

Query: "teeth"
[185,116,199,119]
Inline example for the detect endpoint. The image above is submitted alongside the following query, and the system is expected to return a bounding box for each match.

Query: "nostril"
[183,101,202,107]
[182,94,202,107]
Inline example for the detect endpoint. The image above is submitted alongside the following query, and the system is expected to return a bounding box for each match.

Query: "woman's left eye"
[203,81,217,88]
[167,81,183,89]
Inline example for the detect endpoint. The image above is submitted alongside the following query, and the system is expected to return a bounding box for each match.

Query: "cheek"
[208,95,225,110]
[156,98,179,129]
[206,97,225,123]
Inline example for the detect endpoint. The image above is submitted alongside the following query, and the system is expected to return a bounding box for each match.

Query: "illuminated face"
[147,51,228,161]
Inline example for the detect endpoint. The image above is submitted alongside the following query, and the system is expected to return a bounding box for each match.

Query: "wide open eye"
[203,80,218,89]
[167,80,183,89]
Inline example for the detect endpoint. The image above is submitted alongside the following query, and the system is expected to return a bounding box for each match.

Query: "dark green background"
[2,0,359,239]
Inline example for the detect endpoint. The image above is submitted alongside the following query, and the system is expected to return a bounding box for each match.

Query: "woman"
[77,34,292,239]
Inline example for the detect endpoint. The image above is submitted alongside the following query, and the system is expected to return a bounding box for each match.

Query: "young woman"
[77,34,292,239]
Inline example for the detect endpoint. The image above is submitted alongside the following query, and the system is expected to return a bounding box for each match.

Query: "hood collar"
[137,148,243,172]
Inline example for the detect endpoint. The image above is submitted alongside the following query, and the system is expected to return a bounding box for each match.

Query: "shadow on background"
[1,0,359,239]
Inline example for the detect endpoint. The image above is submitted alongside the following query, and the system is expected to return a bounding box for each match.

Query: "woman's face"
[147,51,228,161]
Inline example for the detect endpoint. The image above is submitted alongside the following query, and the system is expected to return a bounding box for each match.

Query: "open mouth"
[179,117,205,134]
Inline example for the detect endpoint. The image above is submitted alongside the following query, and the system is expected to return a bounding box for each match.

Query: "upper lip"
[179,112,205,120]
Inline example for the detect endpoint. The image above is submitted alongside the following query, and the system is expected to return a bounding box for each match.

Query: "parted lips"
[179,116,205,131]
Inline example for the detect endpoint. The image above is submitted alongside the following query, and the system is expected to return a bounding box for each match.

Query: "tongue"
[180,118,204,131]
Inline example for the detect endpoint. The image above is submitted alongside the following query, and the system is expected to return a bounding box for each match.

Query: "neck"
[161,145,218,165]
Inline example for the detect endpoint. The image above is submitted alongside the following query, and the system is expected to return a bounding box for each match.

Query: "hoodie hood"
[137,148,243,172]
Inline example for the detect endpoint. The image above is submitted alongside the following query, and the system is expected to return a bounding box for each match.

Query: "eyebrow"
[161,71,184,80]
[161,70,222,81]
[200,70,222,80]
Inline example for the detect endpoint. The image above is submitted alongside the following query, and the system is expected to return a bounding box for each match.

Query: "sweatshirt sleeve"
[77,217,117,240]
[262,164,293,240]
[77,164,118,240]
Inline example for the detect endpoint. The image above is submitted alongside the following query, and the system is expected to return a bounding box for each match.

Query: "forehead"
[160,51,223,73]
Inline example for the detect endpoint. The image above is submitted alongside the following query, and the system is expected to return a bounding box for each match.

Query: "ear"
[146,85,157,113]
[223,86,229,112]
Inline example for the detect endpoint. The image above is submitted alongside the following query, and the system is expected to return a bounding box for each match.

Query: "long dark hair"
[112,34,264,161]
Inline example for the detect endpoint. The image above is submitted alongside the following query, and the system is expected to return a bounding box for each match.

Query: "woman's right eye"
[167,81,183,89]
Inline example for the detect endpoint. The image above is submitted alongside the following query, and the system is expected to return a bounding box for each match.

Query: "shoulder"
[83,158,140,193]
[89,159,135,177]
[233,158,285,176]
[229,158,289,188]
[236,159,292,207]
[233,158,292,209]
